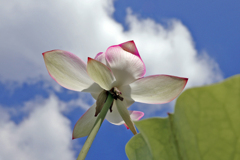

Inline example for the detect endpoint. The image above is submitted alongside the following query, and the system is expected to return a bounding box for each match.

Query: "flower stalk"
[77,93,114,160]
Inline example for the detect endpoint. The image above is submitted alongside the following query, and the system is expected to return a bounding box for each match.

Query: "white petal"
[126,75,188,104]
[43,50,94,91]
[72,103,97,139]
[105,41,146,86]
[105,101,124,125]
[87,58,115,90]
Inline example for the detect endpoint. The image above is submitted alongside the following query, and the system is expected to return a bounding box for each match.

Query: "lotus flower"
[42,41,188,139]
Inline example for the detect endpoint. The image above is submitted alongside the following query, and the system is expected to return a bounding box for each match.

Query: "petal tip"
[42,50,50,57]
[183,77,189,87]
[88,57,94,62]
[120,40,135,44]
[72,133,75,140]
[138,112,144,120]
[119,40,138,55]
[42,49,59,56]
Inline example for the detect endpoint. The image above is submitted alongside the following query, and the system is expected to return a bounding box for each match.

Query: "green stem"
[77,94,114,160]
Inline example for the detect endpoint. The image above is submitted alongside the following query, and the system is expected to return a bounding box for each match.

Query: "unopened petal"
[42,50,93,91]
[127,75,188,104]
[105,41,146,86]
[72,103,97,139]
[87,58,116,90]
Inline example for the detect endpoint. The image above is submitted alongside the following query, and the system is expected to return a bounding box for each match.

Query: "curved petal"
[115,99,137,135]
[129,111,144,121]
[72,103,97,139]
[124,111,144,129]
[87,58,116,90]
[127,75,188,104]
[94,52,106,65]
[105,41,146,86]
[42,50,94,91]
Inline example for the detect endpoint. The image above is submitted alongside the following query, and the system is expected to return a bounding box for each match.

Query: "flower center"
[94,87,124,117]
[108,87,124,112]
[109,87,124,101]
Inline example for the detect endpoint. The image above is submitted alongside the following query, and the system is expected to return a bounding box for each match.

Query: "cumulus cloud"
[124,8,222,87]
[0,96,76,160]
[0,0,222,87]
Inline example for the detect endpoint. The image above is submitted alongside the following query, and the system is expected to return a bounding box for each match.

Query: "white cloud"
[0,95,76,160]
[0,0,222,87]
[0,0,223,124]
[124,9,222,87]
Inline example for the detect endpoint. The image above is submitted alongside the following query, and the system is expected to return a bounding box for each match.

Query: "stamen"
[109,101,114,112]
[107,87,124,113]
[109,87,124,101]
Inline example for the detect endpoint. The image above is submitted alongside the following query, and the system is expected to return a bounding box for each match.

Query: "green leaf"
[126,75,240,160]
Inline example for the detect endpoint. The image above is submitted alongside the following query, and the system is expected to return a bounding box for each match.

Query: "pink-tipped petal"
[129,111,144,121]
[124,111,144,129]
[126,75,188,104]
[87,58,116,91]
[94,52,107,65]
[72,103,98,139]
[105,41,146,86]
[119,40,141,59]
[43,50,94,91]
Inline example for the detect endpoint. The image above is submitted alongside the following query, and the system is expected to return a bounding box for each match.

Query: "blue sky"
[0,0,239,160]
